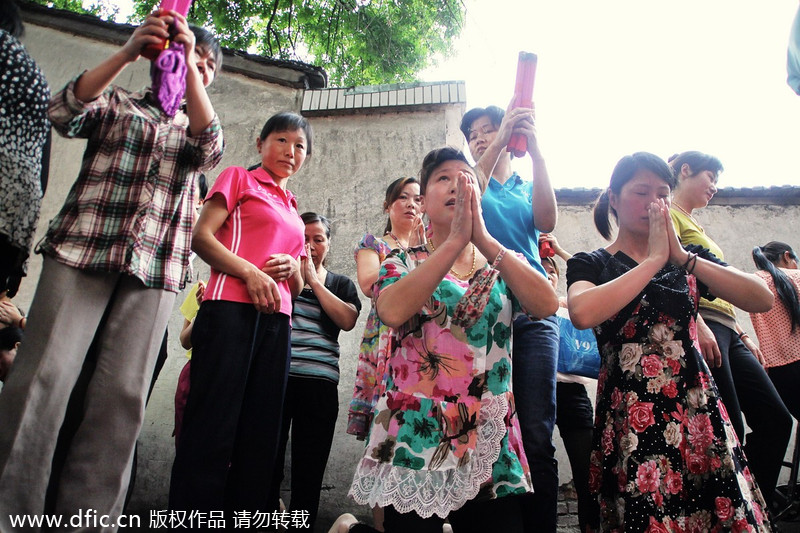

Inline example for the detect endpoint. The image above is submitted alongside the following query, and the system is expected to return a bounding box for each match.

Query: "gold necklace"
[672,202,694,219]
[428,239,477,280]
[672,202,703,230]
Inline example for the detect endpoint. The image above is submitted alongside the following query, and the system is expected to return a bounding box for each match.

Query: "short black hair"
[0,326,23,352]
[259,112,313,156]
[419,147,472,194]
[460,106,505,141]
[190,25,222,71]
[301,212,331,239]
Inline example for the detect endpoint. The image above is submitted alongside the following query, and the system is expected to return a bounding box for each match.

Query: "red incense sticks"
[507,51,538,158]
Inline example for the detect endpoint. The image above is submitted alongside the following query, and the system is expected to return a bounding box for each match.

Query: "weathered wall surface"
[14,14,800,532]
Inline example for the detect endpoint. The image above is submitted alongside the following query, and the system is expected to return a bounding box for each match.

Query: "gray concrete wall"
[13,16,800,532]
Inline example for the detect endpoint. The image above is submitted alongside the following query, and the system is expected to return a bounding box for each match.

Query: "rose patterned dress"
[347,233,396,437]
[566,248,771,533]
[349,245,532,518]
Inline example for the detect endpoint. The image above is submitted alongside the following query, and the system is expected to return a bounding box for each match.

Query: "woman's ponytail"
[593,189,614,240]
[752,243,800,332]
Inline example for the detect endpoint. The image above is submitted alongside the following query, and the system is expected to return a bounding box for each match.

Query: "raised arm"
[540,233,572,261]
[376,238,464,329]
[73,13,170,102]
[192,194,281,313]
[519,106,557,233]
[470,181,558,318]
[663,203,773,313]
[376,177,474,328]
[568,260,664,330]
[472,101,519,192]
[170,12,216,135]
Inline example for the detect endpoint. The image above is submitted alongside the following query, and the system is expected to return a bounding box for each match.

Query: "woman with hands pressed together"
[170,113,310,517]
[271,212,361,531]
[668,151,791,509]
[566,153,773,532]
[349,147,558,533]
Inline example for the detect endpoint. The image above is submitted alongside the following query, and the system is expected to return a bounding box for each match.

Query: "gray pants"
[0,256,175,532]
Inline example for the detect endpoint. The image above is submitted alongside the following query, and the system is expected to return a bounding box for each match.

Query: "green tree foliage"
[33,0,465,86]
[32,0,119,20]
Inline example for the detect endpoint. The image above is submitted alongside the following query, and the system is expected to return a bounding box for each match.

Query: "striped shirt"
[290,272,361,384]
[40,77,224,292]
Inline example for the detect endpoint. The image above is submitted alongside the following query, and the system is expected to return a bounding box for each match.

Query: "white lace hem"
[349,395,509,518]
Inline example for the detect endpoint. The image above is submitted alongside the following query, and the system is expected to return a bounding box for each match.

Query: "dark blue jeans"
[512,314,559,533]
[706,319,792,508]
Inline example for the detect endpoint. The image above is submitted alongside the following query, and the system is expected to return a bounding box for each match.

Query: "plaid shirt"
[40,77,224,292]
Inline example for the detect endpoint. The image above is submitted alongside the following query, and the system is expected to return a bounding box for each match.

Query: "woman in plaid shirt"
[0,12,224,531]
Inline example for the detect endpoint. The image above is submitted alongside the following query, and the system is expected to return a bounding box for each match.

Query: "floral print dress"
[349,245,532,519]
[566,248,771,533]
[347,233,396,437]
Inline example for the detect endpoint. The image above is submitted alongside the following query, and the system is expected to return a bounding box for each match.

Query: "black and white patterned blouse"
[0,29,50,268]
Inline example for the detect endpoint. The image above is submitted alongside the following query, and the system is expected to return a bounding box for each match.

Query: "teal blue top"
[481,172,547,278]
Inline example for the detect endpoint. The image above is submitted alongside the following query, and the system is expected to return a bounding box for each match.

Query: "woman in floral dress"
[566,152,774,532]
[349,147,558,532]
[347,177,422,439]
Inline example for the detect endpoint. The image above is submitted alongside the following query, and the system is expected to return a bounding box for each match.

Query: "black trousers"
[383,494,524,533]
[169,300,291,519]
[767,359,800,420]
[270,375,338,530]
[556,382,600,531]
[707,320,792,507]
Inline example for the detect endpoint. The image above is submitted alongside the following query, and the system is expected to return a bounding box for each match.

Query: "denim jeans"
[512,314,559,533]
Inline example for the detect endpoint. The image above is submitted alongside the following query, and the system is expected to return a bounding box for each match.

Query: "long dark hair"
[0,0,23,38]
[382,176,419,235]
[752,241,800,332]
[593,152,676,240]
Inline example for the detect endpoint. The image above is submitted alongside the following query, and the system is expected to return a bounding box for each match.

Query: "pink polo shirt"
[203,166,305,316]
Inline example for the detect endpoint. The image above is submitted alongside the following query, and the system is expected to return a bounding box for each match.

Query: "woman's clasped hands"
[647,198,692,269]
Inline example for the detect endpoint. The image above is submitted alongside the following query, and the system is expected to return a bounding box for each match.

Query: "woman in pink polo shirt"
[169,112,311,520]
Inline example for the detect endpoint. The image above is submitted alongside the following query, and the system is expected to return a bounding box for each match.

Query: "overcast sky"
[420,0,800,189]
[113,0,800,189]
